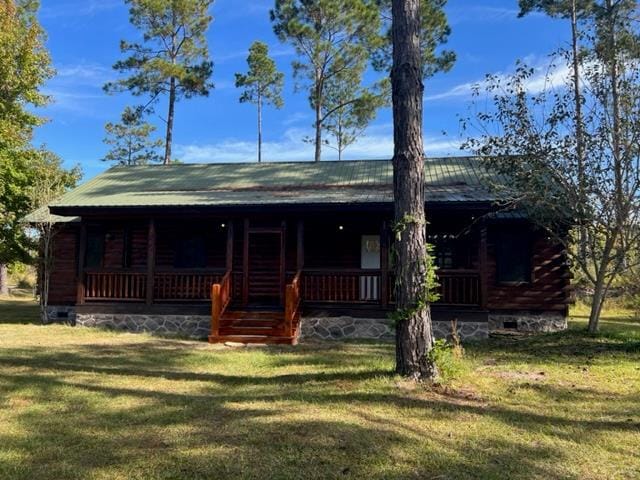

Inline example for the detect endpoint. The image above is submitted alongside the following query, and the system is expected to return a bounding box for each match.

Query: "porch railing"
[85,271,147,301]
[210,270,232,338]
[436,269,481,306]
[83,269,224,302]
[303,268,481,307]
[153,270,225,301]
[302,269,381,304]
[83,267,481,308]
[388,269,481,306]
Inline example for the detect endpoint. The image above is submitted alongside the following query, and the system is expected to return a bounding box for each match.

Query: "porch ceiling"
[48,157,506,211]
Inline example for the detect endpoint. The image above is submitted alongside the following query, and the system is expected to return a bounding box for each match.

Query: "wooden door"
[247,231,283,305]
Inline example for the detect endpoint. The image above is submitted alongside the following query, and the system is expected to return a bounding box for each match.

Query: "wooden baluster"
[211,283,221,338]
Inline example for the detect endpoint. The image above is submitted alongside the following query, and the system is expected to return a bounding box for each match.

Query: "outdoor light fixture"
[338,225,344,231]
[221,223,226,228]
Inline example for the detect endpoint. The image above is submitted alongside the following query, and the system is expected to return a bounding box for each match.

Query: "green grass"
[0,299,638,479]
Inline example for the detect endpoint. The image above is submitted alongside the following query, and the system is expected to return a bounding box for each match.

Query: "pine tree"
[102,106,162,166]
[271,0,381,162]
[105,0,214,165]
[235,41,284,163]
[391,0,438,380]
[322,66,385,160]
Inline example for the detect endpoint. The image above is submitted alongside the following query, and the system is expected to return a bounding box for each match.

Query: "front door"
[247,230,284,305]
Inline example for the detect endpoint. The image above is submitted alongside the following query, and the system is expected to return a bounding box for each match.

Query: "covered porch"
[74,210,489,343]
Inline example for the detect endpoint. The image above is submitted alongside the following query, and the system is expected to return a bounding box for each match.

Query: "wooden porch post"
[380,220,389,307]
[146,219,156,305]
[479,224,488,309]
[226,221,234,272]
[280,220,287,304]
[296,220,304,271]
[76,222,87,305]
[242,218,249,306]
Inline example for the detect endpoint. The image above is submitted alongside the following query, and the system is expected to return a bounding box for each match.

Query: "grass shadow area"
[0,298,639,479]
[0,296,40,325]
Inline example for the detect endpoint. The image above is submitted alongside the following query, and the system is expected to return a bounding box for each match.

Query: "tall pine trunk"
[164,76,176,165]
[391,0,437,380]
[257,92,262,163]
[314,73,322,162]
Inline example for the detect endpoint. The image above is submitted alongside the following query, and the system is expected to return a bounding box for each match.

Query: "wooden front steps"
[208,309,300,345]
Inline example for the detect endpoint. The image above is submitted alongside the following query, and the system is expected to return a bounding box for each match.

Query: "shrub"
[428,338,465,383]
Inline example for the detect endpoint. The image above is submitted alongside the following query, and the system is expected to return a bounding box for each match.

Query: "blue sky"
[34,0,569,179]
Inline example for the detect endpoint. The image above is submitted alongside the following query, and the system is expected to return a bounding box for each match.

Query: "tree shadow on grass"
[0,299,39,325]
[1,340,639,479]
[468,327,640,367]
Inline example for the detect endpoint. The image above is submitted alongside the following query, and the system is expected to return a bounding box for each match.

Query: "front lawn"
[0,298,638,479]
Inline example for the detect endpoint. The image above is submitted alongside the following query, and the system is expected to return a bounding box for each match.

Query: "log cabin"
[36,157,571,344]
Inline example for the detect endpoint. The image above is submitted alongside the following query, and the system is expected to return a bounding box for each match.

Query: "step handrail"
[284,270,302,337]
[211,270,232,338]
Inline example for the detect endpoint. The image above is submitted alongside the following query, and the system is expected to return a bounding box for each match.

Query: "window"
[85,231,105,269]
[174,235,207,268]
[495,230,531,283]
[427,234,472,269]
[122,228,132,268]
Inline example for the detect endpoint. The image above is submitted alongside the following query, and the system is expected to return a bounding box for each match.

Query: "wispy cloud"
[54,62,114,87]
[175,125,462,163]
[39,62,114,117]
[282,111,310,126]
[40,0,123,19]
[425,56,570,102]
[40,89,110,117]
[214,0,271,21]
[216,46,294,64]
[447,5,521,24]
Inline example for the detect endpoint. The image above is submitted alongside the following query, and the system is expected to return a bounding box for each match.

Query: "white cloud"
[282,111,310,126]
[174,125,463,163]
[425,57,571,102]
[54,62,113,87]
[38,62,114,116]
[40,0,122,19]
[447,6,521,24]
[216,46,294,64]
[40,89,110,117]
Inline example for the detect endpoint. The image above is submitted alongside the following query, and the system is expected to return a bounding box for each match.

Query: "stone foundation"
[47,307,566,341]
[300,316,488,342]
[488,313,568,333]
[75,313,211,339]
[46,305,76,324]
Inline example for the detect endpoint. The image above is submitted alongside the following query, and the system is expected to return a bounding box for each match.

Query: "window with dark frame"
[427,234,472,270]
[85,231,105,269]
[174,234,207,269]
[495,229,531,284]
[122,227,132,268]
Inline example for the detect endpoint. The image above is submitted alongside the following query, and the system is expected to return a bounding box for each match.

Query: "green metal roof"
[22,205,80,224]
[49,157,501,211]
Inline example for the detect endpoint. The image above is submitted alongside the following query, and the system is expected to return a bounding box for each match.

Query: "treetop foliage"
[235,41,284,109]
[0,0,52,150]
[103,106,163,166]
[372,0,455,80]
[104,0,215,104]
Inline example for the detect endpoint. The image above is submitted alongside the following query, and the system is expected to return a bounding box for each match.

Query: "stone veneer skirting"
[488,313,568,333]
[46,306,567,341]
[300,316,489,341]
